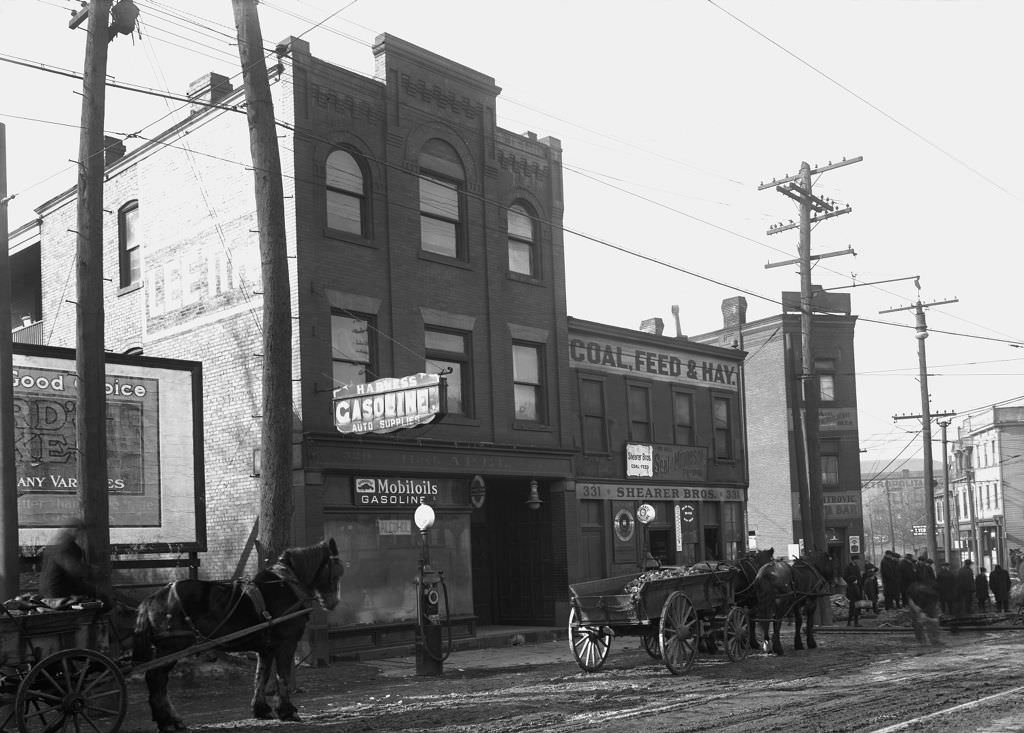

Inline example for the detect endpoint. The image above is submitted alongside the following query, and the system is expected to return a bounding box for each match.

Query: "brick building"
[693,290,863,568]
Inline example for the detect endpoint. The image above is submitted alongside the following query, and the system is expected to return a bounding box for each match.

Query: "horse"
[132,538,344,733]
[752,549,835,655]
[734,547,775,650]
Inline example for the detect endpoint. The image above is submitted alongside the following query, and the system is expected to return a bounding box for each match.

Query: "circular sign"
[636,503,656,525]
[614,509,635,542]
[680,504,696,523]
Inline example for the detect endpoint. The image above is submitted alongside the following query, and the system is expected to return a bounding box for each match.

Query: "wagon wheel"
[568,606,612,672]
[659,591,699,675]
[641,628,662,659]
[723,606,750,662]
[15,648,126,733]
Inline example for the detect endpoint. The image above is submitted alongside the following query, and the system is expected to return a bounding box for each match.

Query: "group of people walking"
[869,550,1014,616]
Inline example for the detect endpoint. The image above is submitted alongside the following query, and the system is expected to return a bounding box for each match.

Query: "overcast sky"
[2,1,1022,480]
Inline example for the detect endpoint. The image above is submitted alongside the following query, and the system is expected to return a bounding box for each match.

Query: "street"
[119,622,1024,732]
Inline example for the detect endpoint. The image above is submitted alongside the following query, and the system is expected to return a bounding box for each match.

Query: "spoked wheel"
[641,628,662,659]
[659,591,699,675]
[723,606,750,662]
[569,607,612,672]
[15,648,127,733]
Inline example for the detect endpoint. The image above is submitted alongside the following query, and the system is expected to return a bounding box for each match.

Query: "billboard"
[13,344,204,553]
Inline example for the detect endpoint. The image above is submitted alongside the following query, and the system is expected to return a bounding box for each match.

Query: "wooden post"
[231,0,293,563]
[0,123,18,600]
[75,0,114,599]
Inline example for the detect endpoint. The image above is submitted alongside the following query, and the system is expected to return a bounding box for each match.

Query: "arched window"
[326,150,366,236]
[118,200,140,288]
[418,139,464,259]
[507,203,536,276]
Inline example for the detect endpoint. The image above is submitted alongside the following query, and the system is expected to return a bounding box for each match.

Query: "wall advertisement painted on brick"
[13,345,204,552]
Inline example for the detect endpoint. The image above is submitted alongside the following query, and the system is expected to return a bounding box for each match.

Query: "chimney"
[187,72,233,115]
[103,135,125,166]
[639,318,664,336]
[722,296,748,328]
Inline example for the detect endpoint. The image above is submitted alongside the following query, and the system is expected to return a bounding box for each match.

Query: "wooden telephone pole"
[762,157,861,553]
[231,0,293,564]
[0,124,18,600]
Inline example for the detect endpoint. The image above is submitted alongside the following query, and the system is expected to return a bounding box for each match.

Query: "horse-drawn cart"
[568,564,749,675]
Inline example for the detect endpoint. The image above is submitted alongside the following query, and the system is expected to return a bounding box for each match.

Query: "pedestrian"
[39,520,106,604]
[916,557,937,586]
[956,559,976,616]
[898,553,917,608]
[846,571,863,626]
[862,565,880,614]
[975,566,991,612]
[843,558,861,589]
[989,564,1011,612]
[937,561,957,615]
[881,550,900,609]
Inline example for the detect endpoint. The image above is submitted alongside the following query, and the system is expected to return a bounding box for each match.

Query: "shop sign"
[578,482,743,502]
[824,492,862,518]
[613,509,635,542]
[819,407,857,432]
[625,443,653,477]
[353,477,439,507]
[567,333,739,391]
[334,373,446,435]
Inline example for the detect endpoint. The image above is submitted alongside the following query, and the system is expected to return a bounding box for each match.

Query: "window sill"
[438,414,480,427]
[507,271,543,286]
[513,421,552,433]
[324,226,375,248]
[418,250,473,270]
[117,281,143,296]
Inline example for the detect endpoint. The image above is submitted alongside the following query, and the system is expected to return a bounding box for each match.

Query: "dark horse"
[752,549,835,655]
[734,547,775,650]
[133,539,344,732]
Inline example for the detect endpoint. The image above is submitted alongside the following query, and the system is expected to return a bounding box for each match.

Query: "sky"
[2,0,1022,479]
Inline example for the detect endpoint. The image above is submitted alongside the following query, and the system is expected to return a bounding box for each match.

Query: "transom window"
[331,312,375,388]
[425,328,471,416]
[325,150,366,236]
[118,201,140,288]
[507,204,536,276]
[513,343,544,423]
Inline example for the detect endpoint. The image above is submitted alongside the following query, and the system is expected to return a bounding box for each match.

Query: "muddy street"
[118,623,1024,733]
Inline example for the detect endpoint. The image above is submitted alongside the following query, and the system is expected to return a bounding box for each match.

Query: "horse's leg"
[251,651,275,719]
[771,613,784,655]
[146,661,188,733]
[806,602,818,649]
[273,642,301,721]
[793,605,805,650]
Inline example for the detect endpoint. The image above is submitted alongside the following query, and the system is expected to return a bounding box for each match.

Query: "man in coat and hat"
[989,564,1012,613]
[956,559,976,616]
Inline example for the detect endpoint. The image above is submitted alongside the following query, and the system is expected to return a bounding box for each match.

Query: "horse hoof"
[253,706,274,720]
[807,640,817,649]
[279,712,302,722]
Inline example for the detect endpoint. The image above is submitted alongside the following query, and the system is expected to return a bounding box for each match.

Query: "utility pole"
[232,0,293,564]
[0,124,17,600]
[885,293,958,563]
[762,157,861,552]
[69,0,138,597]
[938,419,958,569]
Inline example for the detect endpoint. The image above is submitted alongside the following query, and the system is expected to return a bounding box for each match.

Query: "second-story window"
[512,343,544,423]
[325,150,366,236]
[425,328,471,416]
[712,395,733,460]
[627,383,652,442]
[579,375,608,453]
[507,204,536,276]
[673,391,694,445]
[331,312,374,388]
[821,440,840,489]
[118,201,140,288]
[816,358,836,402]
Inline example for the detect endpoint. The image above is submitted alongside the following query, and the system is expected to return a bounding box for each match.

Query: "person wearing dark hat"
[881,550,900,609]
[861,564,880,614]
[956,559,976,616]
[898,553,918,608]
[937,561,957,615]
[990,564,1011,613]
[916,557,937,587]
[975,566,991,612]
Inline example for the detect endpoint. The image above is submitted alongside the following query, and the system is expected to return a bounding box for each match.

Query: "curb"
[333,626,568,662]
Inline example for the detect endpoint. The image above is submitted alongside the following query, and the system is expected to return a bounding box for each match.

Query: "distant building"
[947,405,1024,570]
[693,289,864,566]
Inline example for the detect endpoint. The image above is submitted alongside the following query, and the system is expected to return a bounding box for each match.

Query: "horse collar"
[270,561,314,606]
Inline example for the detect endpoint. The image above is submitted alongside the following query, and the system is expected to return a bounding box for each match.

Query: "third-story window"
[118,201,140,288]
[512,343,543,423]
[579,375,608,453]
[507,204,536,276]
[816,358,836,402]
[673,391,694,445]
[627,384,652,442]
[331,312,374,388]
[419,139,465,259]
[712,396,733,460]
[326,150,366,236]
[425,328,471,416]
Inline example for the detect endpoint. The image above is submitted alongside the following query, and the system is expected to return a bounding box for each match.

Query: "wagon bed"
[568,563,750,675]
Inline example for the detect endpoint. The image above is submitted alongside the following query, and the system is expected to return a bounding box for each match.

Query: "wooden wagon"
[568,564,750,675]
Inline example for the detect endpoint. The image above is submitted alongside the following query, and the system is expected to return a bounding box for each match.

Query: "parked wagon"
[568,563,749,675]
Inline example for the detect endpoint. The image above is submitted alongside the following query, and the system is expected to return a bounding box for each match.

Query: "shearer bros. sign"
[334,373,446,435]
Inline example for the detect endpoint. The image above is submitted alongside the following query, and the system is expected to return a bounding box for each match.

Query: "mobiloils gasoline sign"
[354,477,439,507]
[334,373,446,435]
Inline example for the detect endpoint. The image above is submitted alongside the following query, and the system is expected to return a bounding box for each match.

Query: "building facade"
[944,406,1024,571]
[693,290,864,568]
